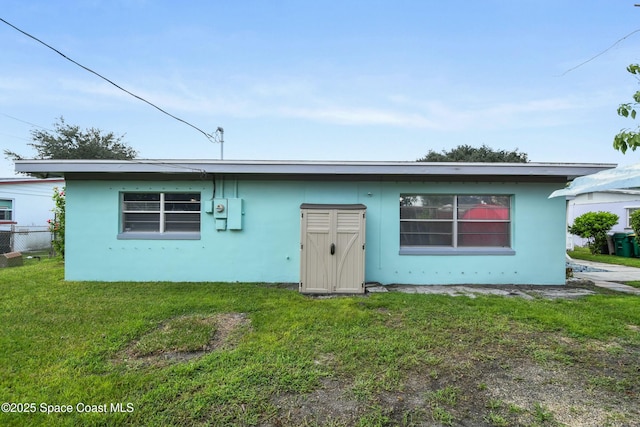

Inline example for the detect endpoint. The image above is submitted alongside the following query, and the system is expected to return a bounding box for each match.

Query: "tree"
[614,64,640,153]
[417,144,528,162]
[568,211,619,255]
[4,117,137,160]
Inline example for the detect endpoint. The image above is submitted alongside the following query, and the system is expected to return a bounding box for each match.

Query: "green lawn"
[1,259,639,426]
[568,246,640,268]
[568,246,640,288]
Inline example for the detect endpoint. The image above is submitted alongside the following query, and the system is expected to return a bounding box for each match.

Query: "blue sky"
[2,1,640,177]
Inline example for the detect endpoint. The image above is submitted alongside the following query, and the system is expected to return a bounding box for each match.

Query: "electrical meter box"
[212,198,243,231]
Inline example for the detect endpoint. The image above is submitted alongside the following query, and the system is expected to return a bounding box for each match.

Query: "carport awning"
[549,163,640,198]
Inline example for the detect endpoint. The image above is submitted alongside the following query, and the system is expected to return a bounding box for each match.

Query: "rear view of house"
[15,159,612,288]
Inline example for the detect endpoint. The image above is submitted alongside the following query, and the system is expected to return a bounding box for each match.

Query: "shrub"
[568,211,619,254]
[48,187,65,258]
[630,210,640,237]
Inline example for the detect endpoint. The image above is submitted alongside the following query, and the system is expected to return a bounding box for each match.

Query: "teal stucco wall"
[64,177,567,284]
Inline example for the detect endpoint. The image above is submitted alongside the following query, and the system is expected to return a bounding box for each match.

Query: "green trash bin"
[613,233,633,257]
[629,234,640,258]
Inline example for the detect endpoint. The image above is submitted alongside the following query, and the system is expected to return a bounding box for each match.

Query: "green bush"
[630,210,640,237]
[48,186,65,258]
[568,211,619,254]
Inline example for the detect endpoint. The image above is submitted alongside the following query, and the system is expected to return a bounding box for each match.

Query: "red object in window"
[459,204,509,246]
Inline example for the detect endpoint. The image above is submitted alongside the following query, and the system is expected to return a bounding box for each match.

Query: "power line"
[0,132,31,142]
[561,28,640,76]
[1,113,50,131]
[0,17,217,143]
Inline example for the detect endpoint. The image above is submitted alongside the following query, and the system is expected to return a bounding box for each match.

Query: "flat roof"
[0,177,65,185]
[14,159,615,181]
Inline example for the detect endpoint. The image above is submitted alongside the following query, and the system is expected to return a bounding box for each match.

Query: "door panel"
[335,231,363,293]
[300,207,365,294]
[304,231,331,292]
[301,210,332,293]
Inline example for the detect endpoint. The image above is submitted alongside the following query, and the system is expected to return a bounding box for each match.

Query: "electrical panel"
[212,198,243,231]
[228,198,243,230]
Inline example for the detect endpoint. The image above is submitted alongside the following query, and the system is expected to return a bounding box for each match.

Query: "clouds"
[29,65,615,139]
[1,0,639,180]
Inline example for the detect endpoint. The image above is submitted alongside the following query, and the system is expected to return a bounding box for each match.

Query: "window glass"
[0,199,13,221]
[123,193,160,211]
[123,213,160,232]
[164,193,201,212]
[164,212,201,232]
[400,195,453,220]
[400,221,453,246]
[121,192,200,234]
[400,194,511,248]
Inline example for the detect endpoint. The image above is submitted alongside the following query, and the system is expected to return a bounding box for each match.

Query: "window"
[626,207,640,228]
[119,192,201,239]
[0,199,13,222]
[400,194,512,254]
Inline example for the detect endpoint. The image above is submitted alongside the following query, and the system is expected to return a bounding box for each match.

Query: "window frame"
[625,206,640,229]
[0,199,14,223]
[118,192,201,240]
[399,194,515,256]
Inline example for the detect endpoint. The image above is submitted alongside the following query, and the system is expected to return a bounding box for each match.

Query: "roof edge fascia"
[14,159,616,179]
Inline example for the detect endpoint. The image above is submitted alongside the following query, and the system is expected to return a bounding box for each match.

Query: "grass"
[130,314,218,356]
[568,246,640,268]
[568,246,640,288]
[1,259,639,426]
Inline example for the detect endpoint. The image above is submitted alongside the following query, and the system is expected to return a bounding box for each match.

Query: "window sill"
[117,232,201,240]
[400,247,515,256]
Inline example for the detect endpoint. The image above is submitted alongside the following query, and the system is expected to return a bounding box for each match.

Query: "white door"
[300,204,366,294]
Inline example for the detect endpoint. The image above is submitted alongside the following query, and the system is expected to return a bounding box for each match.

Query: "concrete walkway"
[570,259,640,295]
[363,259,640,298]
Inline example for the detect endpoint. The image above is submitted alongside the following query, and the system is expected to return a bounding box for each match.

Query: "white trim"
[625,206,640,229]
[15,159,614,179]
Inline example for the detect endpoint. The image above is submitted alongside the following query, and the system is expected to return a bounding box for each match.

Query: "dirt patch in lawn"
[267,332,640,427]
[113,312,250,368]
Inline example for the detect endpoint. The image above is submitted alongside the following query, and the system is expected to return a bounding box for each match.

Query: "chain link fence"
[0,225,53,254]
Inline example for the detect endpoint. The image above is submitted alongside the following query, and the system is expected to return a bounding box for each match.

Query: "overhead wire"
[0,132,31,142]
[1,113,51,131]
[0,17,217,143]
[2,111,210,172]
[561,28,640,76]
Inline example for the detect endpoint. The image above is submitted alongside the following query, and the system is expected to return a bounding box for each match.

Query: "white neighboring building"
[0,177,65,253]
[566,189,640,250]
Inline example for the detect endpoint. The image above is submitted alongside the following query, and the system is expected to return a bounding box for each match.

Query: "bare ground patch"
[112,312,250,368]
[265,332,640,427]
